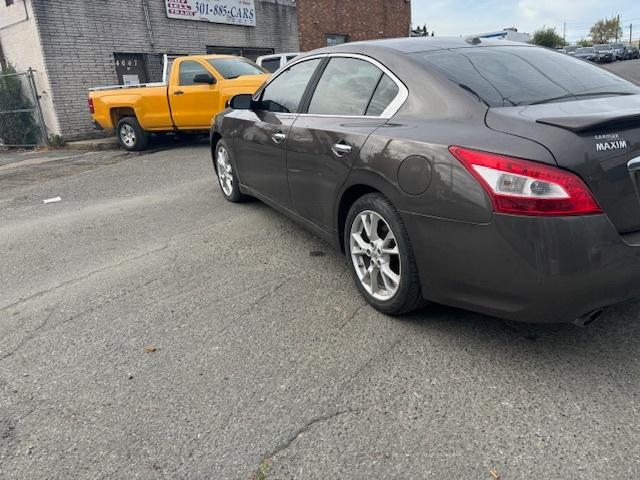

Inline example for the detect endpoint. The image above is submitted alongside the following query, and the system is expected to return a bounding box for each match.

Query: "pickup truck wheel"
[215,140,247,202]
[117,117,148,151]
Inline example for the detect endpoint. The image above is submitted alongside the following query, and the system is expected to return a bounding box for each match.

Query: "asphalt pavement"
[601,58,640,84]
[2,91,640,478]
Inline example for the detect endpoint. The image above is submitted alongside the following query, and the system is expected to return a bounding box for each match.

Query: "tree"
[589,17,622,44]
[532,27,565,48]
[577,38,592,47]
[0,63,40,146]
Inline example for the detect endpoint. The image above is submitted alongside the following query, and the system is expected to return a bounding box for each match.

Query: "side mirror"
[193,73,216,85]
[229,94,254,110]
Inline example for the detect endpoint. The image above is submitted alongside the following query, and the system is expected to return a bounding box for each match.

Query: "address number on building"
[165,0,256,26]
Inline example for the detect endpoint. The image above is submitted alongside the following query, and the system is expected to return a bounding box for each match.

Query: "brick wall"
[296,0,411,52]
[30,0,298,140]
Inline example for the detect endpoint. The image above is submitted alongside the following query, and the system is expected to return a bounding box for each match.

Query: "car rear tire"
[344,193,424,315]
[117,116,148,151]
[214,139,247,203]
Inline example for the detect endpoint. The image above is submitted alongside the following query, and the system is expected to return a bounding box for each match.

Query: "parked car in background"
[628,46,640,59]
[210,38,640,324]
[563,45,578,56]
[574,47,597,62]
[89,55,269,151]
[593,44,615,63]
[256,53,301,73]
[611,43,626,60]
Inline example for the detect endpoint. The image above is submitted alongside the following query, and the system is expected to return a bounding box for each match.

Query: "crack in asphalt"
[0,305,59,361]
[247,280,289,309]
[346,337,404,383]
[253,409,357,478]
[337,303,368,331]
[248,339,401,478]
[0,244,169,313]
[0,271,165,362]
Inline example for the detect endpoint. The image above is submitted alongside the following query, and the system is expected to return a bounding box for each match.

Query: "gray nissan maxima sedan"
[209,37,640,325]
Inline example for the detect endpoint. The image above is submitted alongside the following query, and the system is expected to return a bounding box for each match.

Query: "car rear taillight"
[449,146,602,216]
[88,98,94,114]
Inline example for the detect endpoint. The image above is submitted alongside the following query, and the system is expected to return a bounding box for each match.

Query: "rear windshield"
[419,46,639,107]
[576,47,594,54]
[207,58,267,79]
[594,45,611,52]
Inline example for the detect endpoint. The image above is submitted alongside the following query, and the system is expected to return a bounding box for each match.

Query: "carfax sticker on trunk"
[595,133,628,152]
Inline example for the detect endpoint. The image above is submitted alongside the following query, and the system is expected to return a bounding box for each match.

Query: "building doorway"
[114,53,148,85]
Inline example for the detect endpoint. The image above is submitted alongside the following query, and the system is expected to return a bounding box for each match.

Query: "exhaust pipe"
[574,309,605,327]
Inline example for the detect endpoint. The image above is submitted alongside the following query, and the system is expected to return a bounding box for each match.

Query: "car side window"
[259,59,322,113]
[179,61,210,86]
[260,58,281,73]
[366,74,400,116]
[307,57,383,116]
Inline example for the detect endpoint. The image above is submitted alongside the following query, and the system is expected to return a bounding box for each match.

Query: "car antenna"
[465,37,482,45]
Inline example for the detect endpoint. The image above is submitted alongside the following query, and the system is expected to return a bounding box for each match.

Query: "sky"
[411,0,640,43]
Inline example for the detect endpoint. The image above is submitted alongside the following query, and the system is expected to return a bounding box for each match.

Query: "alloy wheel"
[120,124,136,147]
[350,210,401,301]
[216,145,234,196]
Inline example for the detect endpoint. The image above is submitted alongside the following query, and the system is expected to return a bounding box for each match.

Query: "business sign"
[165,0,256,26]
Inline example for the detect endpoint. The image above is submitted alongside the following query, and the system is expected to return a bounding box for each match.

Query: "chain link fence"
[0,68,47,147]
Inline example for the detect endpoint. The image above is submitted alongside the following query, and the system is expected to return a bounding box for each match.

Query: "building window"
[326,34,348,47]
[5,0,14,6]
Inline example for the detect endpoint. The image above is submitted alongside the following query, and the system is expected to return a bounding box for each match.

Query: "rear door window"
[366,74,400,116]
[420,46,639,107]
[259,58,322,113]
[307,57,383,116]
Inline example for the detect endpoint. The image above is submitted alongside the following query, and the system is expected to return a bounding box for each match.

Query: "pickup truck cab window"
[207,58,266,79]
[179,61,211,86]
[258,58,322,113]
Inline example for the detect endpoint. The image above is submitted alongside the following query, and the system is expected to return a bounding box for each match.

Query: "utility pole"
[563,21,566,45]
[630,24,633,45]
[616,15,620,42]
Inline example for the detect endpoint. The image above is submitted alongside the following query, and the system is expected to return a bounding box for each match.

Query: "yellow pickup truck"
[89,55,269,151]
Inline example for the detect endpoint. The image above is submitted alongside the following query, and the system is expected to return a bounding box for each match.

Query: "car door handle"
[272,132,286,144]
[174,90,184,95]
[331,142,353,157]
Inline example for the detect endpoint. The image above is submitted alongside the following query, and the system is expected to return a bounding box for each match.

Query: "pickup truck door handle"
[331,142,353,157]
[272,132,286,144]
[174,90,184,95]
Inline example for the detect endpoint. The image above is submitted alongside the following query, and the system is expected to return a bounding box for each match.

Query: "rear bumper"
[402,212,640,323]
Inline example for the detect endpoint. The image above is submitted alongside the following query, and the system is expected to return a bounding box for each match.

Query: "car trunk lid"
[486,95,640,233]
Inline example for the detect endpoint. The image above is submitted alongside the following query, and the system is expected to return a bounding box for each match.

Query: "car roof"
[313,36,534,55]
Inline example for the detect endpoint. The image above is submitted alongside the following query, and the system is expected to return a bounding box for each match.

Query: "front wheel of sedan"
[214,140,247,203]
[345,193,424,315]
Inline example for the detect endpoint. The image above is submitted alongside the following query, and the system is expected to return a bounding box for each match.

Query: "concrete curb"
[65,137,120,151]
